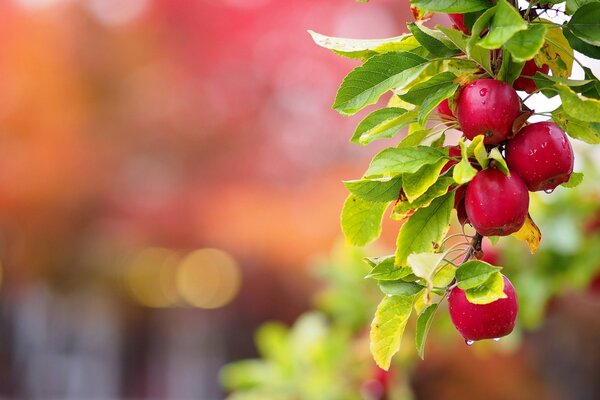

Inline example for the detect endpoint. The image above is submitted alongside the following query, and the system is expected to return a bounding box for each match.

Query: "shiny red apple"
[513,59,550,93]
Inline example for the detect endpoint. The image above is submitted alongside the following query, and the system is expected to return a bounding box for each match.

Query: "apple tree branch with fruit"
[310,0,600,370]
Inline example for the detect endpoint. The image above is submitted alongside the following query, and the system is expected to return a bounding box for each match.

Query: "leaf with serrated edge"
[557,84,600,123]
[416,303,439,359]
[370,294,417,370]
[552,107,600,144]
[505,24,547,62]
[478,0,527,49]
[403,160,447,203]
[511,213,542,254]
[341,195,389,246]
[392,176,455,219]
[365,256,413,281]
[379,281,424,297]
[344,177,403,203]
[352,108,417,145]
[333,52,430,115]
[365,146,447,178]
[308,30,417,59]
[465,272,507,304]
[395,192,454,266]
[456,260,502,290]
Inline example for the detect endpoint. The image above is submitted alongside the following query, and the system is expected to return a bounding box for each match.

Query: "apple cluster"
[435,53,575,343]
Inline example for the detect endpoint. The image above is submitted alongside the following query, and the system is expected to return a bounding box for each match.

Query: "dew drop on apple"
[493,338,501,342]
[465,339,475,346]
[544,188,554,194]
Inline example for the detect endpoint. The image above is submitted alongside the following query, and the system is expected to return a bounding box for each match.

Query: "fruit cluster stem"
[462,233,483,263]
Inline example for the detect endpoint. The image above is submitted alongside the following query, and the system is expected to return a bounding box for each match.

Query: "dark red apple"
[454,184,469,226]
[448,274,518,341]
[505,121,574,192]
[465,168,529,236]
[456,79,521,144]
[513,59,550,93]
[441,145,462,174]
[437,98,456,128]
[449,14,469,34]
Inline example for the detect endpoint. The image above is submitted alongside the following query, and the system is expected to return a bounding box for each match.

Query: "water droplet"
[544,188,554,194]
[479,88,488,96]
[493,338,501,342]
[465,339,475,346]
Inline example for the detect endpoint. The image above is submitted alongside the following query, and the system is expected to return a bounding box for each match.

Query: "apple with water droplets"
[448,274,518,342]
[505,121,574,192]
[465,168,529,236]
[457,79,521,144]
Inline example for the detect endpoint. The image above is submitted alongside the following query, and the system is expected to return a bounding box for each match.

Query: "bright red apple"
[457,79,521,144]
[449,14,469,34]
[448,274,518,341]
[505,121,574,192]
[454,184,469,226]
[441,145,462,174]
[465,168,529,236]
[513,59,550,93]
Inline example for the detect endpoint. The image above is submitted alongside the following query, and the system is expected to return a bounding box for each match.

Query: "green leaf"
[438,26,493,74]
[505,24,547,62]
[365,146,448,178]
[365,255,413,280]
[556,84,600,122]
[410,0,493,13]
[344,177,403,203]
[351,108,417,145]
[407,252,448,295]
[403,160,447,203]
[308,30,418,59]
[561,172,584,188]
[415,303,439,359]
[432,263,457,287]
[333,52,430,115]
[552,107,600,144]
[408,23,459,57]
[563,26,600,60]
[379,281,425,296]
[566,3,600,46]
[467,6,496,55]
[497,51,525,85]
[341,195,389,246]
[566,0,600,14]
[399,72,458,105]
[392,176,455,219]
[465,271,508,304]
[478,0,527,49]
[398,128,431,148]
[455,260,502,290]
[453,140,478,184]
[417,82,460,124]
[395,192,454,266]
[220,360,276,390]
[370,294,417,370]
[489,147,510,174]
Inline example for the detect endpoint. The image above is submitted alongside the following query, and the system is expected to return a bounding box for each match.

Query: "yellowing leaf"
[512,213,542,254]
[370,294,417,370]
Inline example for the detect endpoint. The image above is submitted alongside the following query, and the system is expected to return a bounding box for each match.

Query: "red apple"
[457,79,521,144]
[448,274,518,341]
[505,121,574,192]
[513,59,550,93]
[441,145,462,174]
[454,185,469,226]
[437,99,456,127]
[465,168,529,236]
[449,14,469,34]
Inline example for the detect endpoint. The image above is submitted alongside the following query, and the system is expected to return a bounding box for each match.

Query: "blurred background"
[0,0,598,399]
